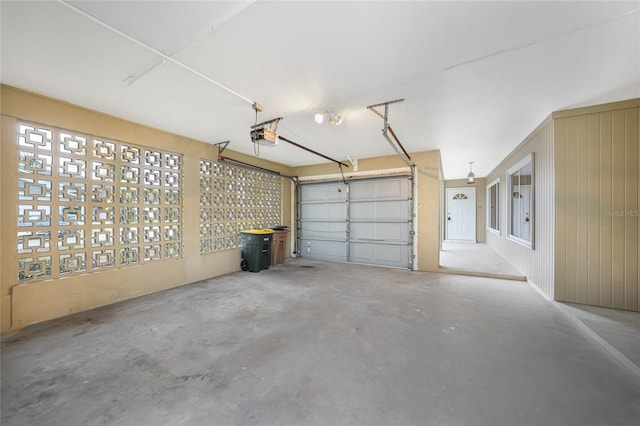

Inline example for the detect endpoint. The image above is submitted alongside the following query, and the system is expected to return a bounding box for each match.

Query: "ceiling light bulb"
[467,173,475,184]
[329,113,343,126]
[314,113,325,124]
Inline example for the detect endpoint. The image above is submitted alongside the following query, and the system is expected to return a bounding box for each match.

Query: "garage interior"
[1,1,639,425]
[2,260,640,426]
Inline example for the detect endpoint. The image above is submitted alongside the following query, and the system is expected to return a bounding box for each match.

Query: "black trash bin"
[240,229,274,272]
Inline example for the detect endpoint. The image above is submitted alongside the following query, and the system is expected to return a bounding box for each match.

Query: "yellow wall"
[8,84,635,330]
[554,99,640,311]
[292,150,443,272]
[1,85,294,332]
[443,178,487,243]
[1,86,444,332]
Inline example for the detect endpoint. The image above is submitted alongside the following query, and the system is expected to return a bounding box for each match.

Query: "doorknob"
[447,213,451,221]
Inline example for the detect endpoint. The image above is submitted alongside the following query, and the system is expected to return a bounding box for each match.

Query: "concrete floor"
[2,259,640,426]
[557,302,640,377]
[440,241,526,280]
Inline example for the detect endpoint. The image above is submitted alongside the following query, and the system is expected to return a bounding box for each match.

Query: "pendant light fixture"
[467,162,476,184]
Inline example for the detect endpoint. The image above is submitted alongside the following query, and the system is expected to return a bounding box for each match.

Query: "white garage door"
[298,175,413,268]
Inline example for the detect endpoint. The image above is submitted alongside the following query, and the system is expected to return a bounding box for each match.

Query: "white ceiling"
[2,1,639,179]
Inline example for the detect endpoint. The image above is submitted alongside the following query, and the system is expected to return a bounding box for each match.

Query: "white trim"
[506,153,534,250]
[486,176,500,233]
[507,234,533,249]
[290,180,296,257]
[412,166,419,271]
[506,154,533,176]
[487,176,500,190]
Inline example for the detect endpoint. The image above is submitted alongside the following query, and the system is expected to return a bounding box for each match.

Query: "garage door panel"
[300,221,347,240]
[300,184,346,202]
[350,242,409,267]
[299,182,348,262]
[299,176,412,268]
[350,201,410,221]
[300,238,347,262]
[350,222,410,242]
[350,178,409,200]
[300,203,346,221]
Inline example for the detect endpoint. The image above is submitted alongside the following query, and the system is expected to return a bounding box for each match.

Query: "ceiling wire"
[428,7,640,77]
[57,0,255,106]
[124,1,255,86]
[334,7,640,110]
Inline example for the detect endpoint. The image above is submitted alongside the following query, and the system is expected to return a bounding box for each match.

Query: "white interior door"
[446,187,476,241]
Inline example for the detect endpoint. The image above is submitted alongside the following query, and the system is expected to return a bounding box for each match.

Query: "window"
[486,178,500,233]
[507,154,534,248]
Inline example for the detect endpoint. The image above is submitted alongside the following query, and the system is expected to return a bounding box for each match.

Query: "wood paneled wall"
[484,116,556,299]
[554,99,640,312]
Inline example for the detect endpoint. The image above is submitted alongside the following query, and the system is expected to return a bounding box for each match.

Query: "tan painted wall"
[444,178,487,243]
[292,150,443,272]
[1,85,294,332]
[554,99,640,312]
[485,116,556,299]
[1,86,444,331]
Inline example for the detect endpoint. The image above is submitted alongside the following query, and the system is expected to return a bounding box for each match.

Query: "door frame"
[445,186,476,242]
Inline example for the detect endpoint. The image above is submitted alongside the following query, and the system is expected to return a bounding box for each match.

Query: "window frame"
[506,153,535,249]
[486,177,500,234]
